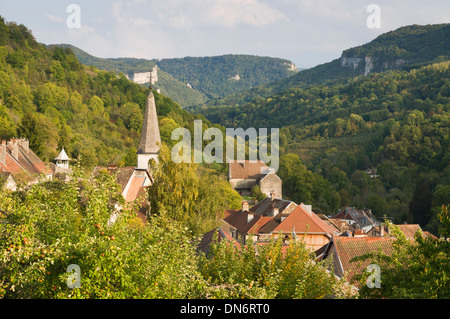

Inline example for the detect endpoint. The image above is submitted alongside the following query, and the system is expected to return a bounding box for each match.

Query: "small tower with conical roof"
[137,69,161,171]
[55,147,71,170]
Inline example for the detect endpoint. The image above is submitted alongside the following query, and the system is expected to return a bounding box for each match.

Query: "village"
[0,87,439,292]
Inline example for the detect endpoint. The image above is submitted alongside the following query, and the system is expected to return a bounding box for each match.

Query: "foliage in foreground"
[352,206,450,299]
[0,165,352,299]
[199,236,354,299]
[0,168,204,299]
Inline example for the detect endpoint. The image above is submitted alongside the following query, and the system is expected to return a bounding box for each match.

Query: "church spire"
[137,71,161,170]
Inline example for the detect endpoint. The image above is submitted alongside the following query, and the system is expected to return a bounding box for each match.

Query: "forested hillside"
[155,55,298,99]
[57,43,298,107]
[0,17,208,168]
[54,44,209,108]
[197,25,450,234]
[200,23,450,110]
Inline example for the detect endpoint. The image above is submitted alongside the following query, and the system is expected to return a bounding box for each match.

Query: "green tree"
[367,195,388,217]
[251,185,266,202]
[354,209,450,298]
[148,144,241,236]
[123,147,137,167]
[16,112,45,157]
[408,183,432,226]
[199,236,354,299]
[0,166,205,299]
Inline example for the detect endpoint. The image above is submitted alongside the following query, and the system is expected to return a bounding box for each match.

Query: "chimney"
[10,140,18,160]
[0,140,6,165]
[269,207,279,217]
[380,224,385,237]
[271,192,276,201]
[247,212,254,224]
[19,139,29,153]
[242,201,249,212]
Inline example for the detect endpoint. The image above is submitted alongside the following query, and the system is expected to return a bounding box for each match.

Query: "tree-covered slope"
[197,51,450,232]
[54,44,208,108]
[0,17,205,168]
[200,23,450,110]
[56,44,298,106]
[155,54,298,99]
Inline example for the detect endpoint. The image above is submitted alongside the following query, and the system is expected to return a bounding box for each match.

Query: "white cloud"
[25,0,449,67]
[205,0,288,28]
[45,14,64,24]
[152,0,288,29]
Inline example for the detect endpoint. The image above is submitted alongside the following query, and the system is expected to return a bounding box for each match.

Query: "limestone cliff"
[340,54,406,76]
[126,65,159,85]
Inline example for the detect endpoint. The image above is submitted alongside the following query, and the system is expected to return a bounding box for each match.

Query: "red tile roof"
[0,139,52,184]
[229,160,269,179]
[223,209,272,235]
[270,205,339,235]
[332,236,393,284]
[124,176,146,202]
[396,224,422,239]
[0,149,34,184]
[223,203,340,238]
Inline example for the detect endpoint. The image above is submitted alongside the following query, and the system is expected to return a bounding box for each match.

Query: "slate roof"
[249,197,295,216]
[138,91,161,155]
[332,207,378,229]
[92,166,135,193]
[55,148,71,161]
[197,227,240,256]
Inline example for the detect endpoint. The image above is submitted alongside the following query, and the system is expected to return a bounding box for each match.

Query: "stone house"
[228,160,282,198]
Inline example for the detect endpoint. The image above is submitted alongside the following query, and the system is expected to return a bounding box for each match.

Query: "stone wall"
[259,173,282,199]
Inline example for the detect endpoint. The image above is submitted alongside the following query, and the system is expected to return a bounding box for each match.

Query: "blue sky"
[0,0,448,68]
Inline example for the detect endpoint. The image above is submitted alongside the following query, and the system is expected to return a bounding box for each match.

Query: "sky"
[0,0,449,68]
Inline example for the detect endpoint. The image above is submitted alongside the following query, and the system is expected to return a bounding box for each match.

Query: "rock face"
[364,56,374,76]
[340,56,363,70]
[126,65,158,85]
[340,54,406,76]
[230,74,241,81]
[284,62,298,72]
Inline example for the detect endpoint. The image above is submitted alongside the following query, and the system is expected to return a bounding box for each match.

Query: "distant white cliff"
[341,55,406,76]
[284,62,298,72]
[126,65,158,85]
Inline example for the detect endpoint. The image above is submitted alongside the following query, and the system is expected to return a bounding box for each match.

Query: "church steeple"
[137,71,161,171]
